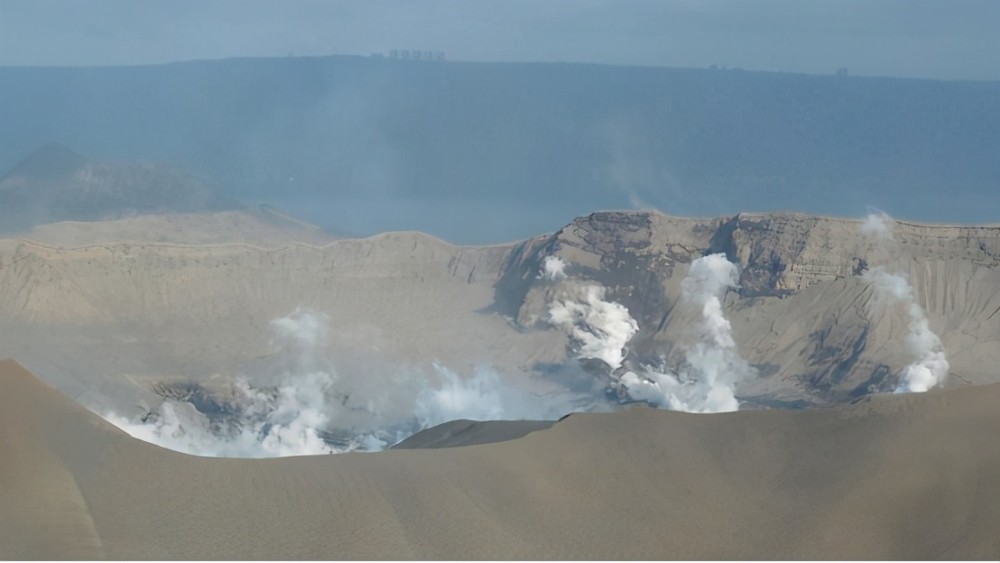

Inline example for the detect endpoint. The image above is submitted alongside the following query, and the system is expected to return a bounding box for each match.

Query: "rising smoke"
[860,211,949,393]
[106,309,343,456]
[106,308,596,457]
[539,255,568,281]
[414,363,576,429]
[548,283,639,371]
[617,254,755,413]
[104,371,337,458]
[542,252,754,413]
[108,251,761,456]
[860,208,895,241]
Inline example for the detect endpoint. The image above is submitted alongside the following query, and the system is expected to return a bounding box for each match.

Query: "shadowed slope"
[0,360,109,558]
[392,418,555,450]
[1,359,999,559]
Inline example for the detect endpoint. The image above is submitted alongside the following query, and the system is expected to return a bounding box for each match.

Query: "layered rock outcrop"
[500,211,1000,404]
[2,209,998,411]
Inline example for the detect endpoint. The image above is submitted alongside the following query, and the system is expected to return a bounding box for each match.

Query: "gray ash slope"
[1,208,998,418]
[497,210,1000,405]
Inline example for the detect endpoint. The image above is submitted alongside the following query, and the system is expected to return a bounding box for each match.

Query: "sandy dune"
[2,358,998,559]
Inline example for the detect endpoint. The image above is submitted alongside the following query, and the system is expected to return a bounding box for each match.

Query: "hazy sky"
[1,0,998,80]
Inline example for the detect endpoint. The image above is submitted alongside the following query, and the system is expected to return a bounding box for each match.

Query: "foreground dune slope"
[1,359,998,560]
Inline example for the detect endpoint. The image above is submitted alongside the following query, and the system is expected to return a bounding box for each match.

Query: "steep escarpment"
[711,214,1000,397]
[718,212,1000,295]
[497,212,719,357]
[17,206,336,248]
[0,232,563,411]
[2,209,998,413]
[0,232,507,324]
[501,210,1000,404]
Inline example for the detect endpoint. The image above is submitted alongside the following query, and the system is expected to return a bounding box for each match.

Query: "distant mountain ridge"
[1,56,997,242]
[0,144,240,234]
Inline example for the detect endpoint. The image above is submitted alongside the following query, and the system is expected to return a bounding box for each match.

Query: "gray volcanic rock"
[0,143,239,234]
[0,228,553,413]
[501,210,1000,405]
[0,209,998,417]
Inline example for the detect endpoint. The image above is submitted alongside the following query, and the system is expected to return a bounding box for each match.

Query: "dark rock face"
[494,210,1000,406]
[502,211,718,329]
[552,212,677,329]
[491,234,556,319]
[0,144,240,234]
[391,419,555,449]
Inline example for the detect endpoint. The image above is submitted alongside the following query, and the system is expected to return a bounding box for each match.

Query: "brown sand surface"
[1,358,999,560]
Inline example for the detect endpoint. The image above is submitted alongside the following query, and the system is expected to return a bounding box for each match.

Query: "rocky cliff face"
[499,211,1000,405]
[0,229,560,411]
[1,210,998,413]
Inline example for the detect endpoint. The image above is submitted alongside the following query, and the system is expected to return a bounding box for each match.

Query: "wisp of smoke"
[548,284,639,371]
[860,208,895,241]
[106,308,601,457]
[538,255,568,281]
[618,254,755,413]
[106,308,339,457]
[860,211,949,393]
[271,308,330,355]
[414,363,575,429]
[864,268,949,393]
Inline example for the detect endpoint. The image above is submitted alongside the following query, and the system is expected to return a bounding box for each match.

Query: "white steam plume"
[864,268,949,393]
[538,255,568,281]
[860,209,895,241]
[548,284,639,371]
[106,308,600,457]
[414,363,576,429]
[860,211,949,393]
[618,254,755,413]
[106,308,338,457]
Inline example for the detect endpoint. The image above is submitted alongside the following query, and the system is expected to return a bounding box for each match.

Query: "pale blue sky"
[1,0,998,80]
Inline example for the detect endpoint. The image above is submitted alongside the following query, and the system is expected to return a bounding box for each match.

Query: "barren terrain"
[2,359,998,559]
[2,210,998,416]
